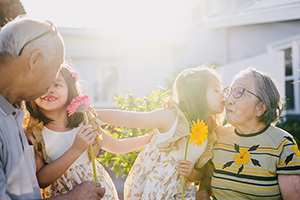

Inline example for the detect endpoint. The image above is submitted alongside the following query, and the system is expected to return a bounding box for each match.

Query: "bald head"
[0,17,65,104]
[0,17,64,63]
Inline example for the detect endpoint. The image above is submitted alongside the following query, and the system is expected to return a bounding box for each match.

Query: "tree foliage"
[97,87,170,178]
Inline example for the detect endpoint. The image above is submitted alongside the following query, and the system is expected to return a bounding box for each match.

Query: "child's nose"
[47,84,55,93]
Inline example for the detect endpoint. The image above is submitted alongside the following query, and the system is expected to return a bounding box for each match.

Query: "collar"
[0,93,17,116]
[235,124,270,137]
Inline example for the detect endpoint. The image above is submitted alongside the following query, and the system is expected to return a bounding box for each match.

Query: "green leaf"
[237,165,244,174]
[222,161,234,169]
[248,144,259,151]
[285,153,294,165]
[250,158,261,167]
[234,143,240,153]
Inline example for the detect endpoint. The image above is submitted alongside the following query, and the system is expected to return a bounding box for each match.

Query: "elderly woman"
[197,67,300,200]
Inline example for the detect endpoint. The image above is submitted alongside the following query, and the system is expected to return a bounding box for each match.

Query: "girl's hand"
[196,190,211,200]
[177,159,194,178]
[72,125,96,154]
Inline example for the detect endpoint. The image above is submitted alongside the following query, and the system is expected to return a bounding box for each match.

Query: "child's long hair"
[172,66,224,131]
[26,63,84,128]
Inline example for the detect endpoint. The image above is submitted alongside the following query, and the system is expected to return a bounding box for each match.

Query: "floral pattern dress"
[40,126,119,200]
[26,108,119,200]
[124,115,208,200]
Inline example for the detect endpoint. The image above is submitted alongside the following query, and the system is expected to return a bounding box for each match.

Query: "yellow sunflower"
[188,119,208,146]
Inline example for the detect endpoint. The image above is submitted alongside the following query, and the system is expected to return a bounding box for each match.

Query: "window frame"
[269,37,300,115]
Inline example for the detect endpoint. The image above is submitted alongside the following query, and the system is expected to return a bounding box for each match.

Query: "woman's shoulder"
[215,124,235,137]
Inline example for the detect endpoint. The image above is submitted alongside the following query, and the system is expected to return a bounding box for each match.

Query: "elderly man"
[0,17,105,200]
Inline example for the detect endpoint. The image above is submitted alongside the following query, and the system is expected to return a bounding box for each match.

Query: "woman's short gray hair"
[235,67,283,125]
[0,17,60,63]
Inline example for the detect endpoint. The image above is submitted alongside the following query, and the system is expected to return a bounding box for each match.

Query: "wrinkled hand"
[177,159,194,178]
[72,125,97,153]
[67,181,105,200]
[196,190,211,200]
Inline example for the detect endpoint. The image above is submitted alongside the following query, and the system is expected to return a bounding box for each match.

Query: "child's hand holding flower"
[72,125,96,154]
[181,119,208,199]
[67,94,98,182]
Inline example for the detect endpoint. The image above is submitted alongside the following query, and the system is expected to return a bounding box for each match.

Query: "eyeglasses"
[18,21,57,56]
[223,86,261,100]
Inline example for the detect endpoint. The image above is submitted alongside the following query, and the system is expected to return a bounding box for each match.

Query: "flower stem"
[181,136,190,200]
[83,112,97,182]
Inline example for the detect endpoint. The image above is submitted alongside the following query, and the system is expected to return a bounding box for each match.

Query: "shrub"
[97,87,170,178]
[276,118,300,146]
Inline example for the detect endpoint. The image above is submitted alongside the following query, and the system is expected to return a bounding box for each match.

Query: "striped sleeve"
[277,135,300,174]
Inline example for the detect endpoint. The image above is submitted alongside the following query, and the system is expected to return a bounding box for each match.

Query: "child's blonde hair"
[172,66,224,130]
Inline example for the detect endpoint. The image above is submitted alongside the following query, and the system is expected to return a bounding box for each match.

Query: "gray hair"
[0,17,62,63]
[234,67,283,125]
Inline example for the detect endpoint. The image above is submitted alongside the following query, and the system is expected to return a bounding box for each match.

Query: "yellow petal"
[242,157,250,165]
[239,148,246,155]
[235,158,242,166]
[244,151,252,158]
[233,154,240,160]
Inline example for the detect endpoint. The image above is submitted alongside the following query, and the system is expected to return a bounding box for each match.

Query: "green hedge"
[97,87,170,178]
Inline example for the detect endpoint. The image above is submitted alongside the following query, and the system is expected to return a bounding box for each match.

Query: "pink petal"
[66,95,92,116]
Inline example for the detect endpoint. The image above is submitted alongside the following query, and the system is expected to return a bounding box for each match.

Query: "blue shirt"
[0,94,41,200]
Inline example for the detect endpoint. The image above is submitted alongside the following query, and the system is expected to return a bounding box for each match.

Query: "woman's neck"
[235,121,266,135]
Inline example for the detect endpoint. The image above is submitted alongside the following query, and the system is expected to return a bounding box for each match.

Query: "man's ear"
[28,51,43,72]
[256,102,267,117]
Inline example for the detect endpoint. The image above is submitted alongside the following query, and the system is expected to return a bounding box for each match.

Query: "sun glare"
[21,0,190,41]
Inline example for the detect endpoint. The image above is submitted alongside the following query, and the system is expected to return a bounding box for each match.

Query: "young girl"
[24,64,153,199]
[96,66,225,199]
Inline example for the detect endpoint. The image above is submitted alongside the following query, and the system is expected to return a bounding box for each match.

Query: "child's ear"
[256,102,266,117]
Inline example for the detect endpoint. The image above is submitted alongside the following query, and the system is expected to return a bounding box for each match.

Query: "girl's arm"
[36,125,96,188]
[96,108,176,133]
[101,128,153,154]
[196,162,214,200]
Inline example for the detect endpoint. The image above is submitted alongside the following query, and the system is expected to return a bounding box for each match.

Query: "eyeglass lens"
[233,87,245,98]
[223,87,232,99]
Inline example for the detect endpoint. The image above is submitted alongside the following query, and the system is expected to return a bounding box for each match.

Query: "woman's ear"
[256,102,267,117]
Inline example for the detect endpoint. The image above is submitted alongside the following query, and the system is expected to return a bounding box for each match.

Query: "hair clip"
[182,68,195,78]
[67,62,79,81]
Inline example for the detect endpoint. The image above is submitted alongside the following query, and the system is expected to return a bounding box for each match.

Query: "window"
[75,63,119,108]
[93,66,119,103]
[282,42,300,114]
[284,48,294,110]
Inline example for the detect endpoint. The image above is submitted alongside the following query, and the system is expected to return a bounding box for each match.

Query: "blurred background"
[1,0,300,199]
[1,0,299,117]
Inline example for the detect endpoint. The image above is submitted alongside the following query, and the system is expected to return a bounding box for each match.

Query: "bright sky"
[21,0,191,40]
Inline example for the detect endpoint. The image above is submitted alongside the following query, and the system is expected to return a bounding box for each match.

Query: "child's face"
[35,72,69,112]
[206,76,225,114]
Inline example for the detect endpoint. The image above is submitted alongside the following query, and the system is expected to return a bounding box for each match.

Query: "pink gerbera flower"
[66,94,97,182]
[67,95,91,117]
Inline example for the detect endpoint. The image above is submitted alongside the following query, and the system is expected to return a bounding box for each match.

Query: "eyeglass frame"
[18,21,57,56]
[223,86,261,101]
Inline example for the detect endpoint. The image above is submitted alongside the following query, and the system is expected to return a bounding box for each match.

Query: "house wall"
[174,23,228,69]
[60,29,177,108]
[175,20,300,70]
[219,51,285,92]
[227,20,300,62]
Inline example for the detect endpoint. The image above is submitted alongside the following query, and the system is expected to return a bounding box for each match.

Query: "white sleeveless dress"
[124,117,208,199]
[41,125,119,200]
